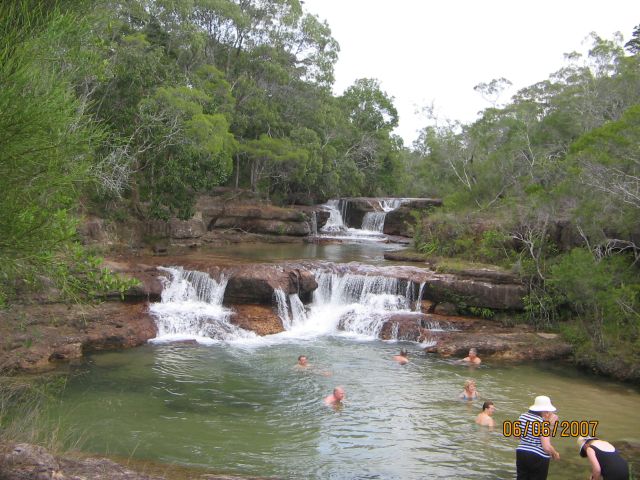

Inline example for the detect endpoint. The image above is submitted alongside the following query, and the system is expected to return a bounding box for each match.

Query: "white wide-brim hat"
[529,395,556,412]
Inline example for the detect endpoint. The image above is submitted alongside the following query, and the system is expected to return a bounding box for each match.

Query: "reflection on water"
[51,340,639,479]
[186,242,408,265]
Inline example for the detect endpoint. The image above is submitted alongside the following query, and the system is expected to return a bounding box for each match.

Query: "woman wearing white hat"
[577,436,629,480]
[515,395,560,479]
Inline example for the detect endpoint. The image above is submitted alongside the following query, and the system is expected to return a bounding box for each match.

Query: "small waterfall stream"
[361,198,406,233]
[149,267,257,344]
[274,270,424,340]
[150,267,434,343]
[320,198,407,236]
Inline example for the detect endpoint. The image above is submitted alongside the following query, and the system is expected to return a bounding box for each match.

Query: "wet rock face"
[0,302,157,374]
[198,199,312,237]
[382,207,415,237]
[383,200,443,237]
[338,197,443,232]
[423,329,572,362]
[223,265,318,305]
[231,305,284,335]
[379,313,426,341]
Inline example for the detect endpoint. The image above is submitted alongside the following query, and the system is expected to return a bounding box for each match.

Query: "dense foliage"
[408,29,640,376]
[1,0,638,377]
[0,0,402,302]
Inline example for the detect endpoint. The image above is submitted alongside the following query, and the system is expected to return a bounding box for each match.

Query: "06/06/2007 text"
[502,420,598,438]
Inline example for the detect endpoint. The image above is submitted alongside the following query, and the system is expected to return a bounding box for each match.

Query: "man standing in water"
[324,386,345,407]
[296,355,309,368]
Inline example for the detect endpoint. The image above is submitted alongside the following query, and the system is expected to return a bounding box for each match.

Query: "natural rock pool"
[49,338,639,479]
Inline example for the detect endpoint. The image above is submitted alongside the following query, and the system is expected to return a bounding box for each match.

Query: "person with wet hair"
[459,379,478,400]
[577,436,629,480]
[463,347,482,365]
[296,355,309,368]
[393,349,409,365]
[475,401,496,427]
[324,386,345,407]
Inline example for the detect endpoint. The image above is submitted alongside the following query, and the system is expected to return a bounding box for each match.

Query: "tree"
[134,86,237,218]
[0,1,139,303]
[624,24,640,54]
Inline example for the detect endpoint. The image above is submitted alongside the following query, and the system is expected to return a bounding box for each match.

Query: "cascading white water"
[274,270,420,340]
[320,199,346,233]
[151,267,450,345]
[381,198,404,212]
[360,198,406,233]
[361,212,386,232]
[149,267,257,344]
[416,281,426,311]
[319,199,387,240]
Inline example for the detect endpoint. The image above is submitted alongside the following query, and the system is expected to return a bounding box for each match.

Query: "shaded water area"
[51,341,639,479]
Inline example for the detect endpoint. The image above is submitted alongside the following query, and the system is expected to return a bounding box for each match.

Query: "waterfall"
[289,294,308,326]
[274,289,309,330]
[320,199,346,233]
[274,288,291,329]
[361,212,386,232]
[149,267,256,344]
[415,281,426,312]
[149,266,450,345]
[292,271,417,338]
[310,211,318,236]
[360,198,406,233]
[381,199,403,212]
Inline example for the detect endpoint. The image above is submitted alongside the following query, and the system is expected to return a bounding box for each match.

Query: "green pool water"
[49,338,639,479]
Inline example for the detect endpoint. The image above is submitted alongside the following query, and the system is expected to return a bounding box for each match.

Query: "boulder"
[383,199,442,237]
[223,265,318,305]
[379,313,426,341]
[424,328,572,361]
[423,275,526,310]
[231,305,284,335]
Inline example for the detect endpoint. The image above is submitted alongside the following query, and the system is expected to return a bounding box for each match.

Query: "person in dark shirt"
[578,436,629,480]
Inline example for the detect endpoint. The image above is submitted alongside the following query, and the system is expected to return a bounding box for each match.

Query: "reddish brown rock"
[379,313,426,341]
[0,302,157,374]
[0,442,268,480]
[231,305,284,335]
[223,264,317,305]
[423,327,572,362]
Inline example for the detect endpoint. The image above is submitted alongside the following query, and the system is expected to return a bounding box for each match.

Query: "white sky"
[302,0,640,145]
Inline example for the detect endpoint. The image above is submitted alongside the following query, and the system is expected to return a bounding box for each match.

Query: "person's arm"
[585,447,601,480]
[540,435,560,460]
